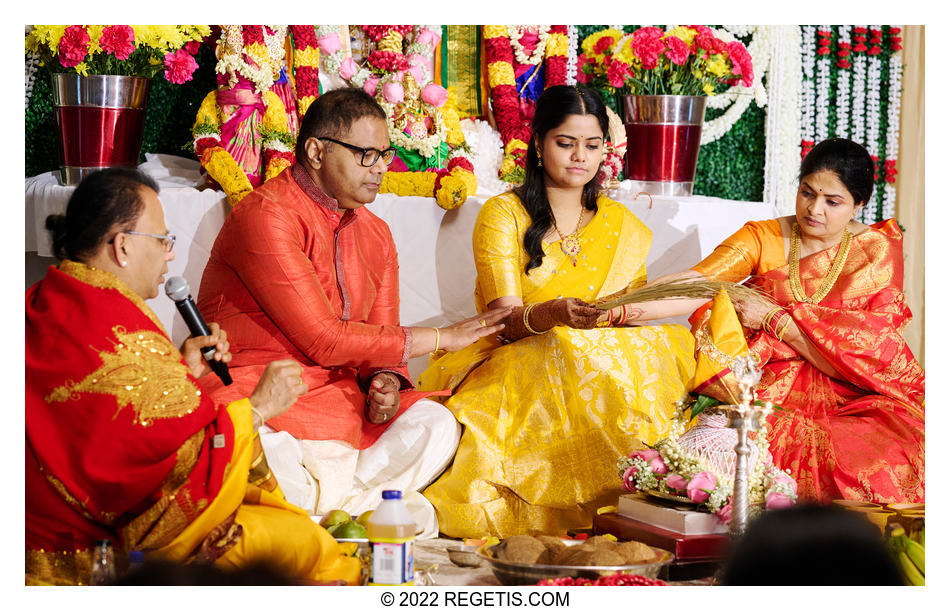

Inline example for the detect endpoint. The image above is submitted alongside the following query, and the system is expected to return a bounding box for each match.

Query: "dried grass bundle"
[593,277,777,311]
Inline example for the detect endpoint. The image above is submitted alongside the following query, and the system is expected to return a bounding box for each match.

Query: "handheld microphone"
[164,276,232,386]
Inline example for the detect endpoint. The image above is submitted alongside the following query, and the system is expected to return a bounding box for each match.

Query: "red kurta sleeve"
[218,196,408,369]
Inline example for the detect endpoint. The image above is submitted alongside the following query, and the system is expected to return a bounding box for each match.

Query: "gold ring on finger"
[479,319,487,327]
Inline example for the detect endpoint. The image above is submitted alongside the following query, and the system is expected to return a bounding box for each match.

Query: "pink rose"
[621,465,640,492]
[317,34,341,54]
[649,456,668,475]
[686,471,717,504]
[163,48,199,84]
[382,81,405,104]
[629,448,659,462]
[771,470,795,487]
[58,25,90,68]
[99,25,135,60]
[766,492,794,509]
[339,57,358,80]
[716,500,732,523]
[362,76,380,96]
[664,36,690,65]
[665,474,688,491]
[421,83,448,107]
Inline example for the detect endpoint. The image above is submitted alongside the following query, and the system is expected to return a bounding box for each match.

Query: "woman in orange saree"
[637,138,924,504]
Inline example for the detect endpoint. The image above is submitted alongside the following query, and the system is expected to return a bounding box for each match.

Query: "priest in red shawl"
[26,168,361,585]
[626,138,924,505]
[196,88,507,535]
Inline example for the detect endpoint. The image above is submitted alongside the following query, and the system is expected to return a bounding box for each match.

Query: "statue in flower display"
[192,25,295,206]
[313,24,476,209]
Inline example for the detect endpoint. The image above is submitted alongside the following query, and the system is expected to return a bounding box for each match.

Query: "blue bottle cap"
[382,490,402,500]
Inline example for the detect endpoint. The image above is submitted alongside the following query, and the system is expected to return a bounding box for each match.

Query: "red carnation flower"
[164,48,199,84]
[184,40,201,56]
[58,25,90,68]
[593,36,615,56]
[726,41,754,87]
[664,35,690,65]
[606,58,630,87]
[631,27,665,70]
[99,25,135,60]
[868,46,882,55]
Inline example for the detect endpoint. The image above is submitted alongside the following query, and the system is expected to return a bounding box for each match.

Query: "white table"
[26,154,776,376]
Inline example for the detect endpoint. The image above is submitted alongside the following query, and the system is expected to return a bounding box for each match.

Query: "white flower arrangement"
[763,25,804,215]
[814,26,832,144]
[25,51,40,110]
[460,117,509,196]
[378,97,447,159]
[863,26,883,224]
[800,25,816,149]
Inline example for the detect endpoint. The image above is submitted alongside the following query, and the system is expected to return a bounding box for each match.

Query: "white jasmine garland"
[814,26,832,144]
[25,51,39,110]
[800,25,816,149]
[763,26,803,215]
[835,25,851,139]
[863,27,883,224]
[566,25,579,85]
[851,38,867,151]
[506,25,550,66]
[883,42,902,221]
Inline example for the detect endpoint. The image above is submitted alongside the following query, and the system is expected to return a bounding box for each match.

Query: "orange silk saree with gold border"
[692,219,924,504]
[26,262,359,585]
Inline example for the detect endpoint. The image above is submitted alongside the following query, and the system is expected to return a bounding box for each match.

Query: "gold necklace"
[553,206,584,266]
[788,222,852,303]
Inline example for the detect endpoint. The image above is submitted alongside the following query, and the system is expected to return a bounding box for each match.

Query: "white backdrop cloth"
[26,154,777,378]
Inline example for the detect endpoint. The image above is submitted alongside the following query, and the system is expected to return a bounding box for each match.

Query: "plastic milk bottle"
[368,490,415,585]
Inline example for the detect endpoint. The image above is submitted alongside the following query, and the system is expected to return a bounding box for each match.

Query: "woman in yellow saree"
[418,86,695,538]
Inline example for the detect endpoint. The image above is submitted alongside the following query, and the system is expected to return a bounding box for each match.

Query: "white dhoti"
[259,398,461,539]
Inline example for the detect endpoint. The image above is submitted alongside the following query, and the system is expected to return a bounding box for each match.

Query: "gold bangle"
[251,406,265,428]
[432,327,440,352]
[523,303,544,335]
[762,306,784,334]
[775,314,793,342]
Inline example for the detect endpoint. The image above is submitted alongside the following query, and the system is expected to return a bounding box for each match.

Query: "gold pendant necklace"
[789,222,852,303]
[553,206,584,266]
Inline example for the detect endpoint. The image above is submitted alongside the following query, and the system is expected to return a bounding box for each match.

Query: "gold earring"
[537,156,543,167]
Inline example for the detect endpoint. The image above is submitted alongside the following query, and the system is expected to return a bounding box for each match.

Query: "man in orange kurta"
[197,89,462,533]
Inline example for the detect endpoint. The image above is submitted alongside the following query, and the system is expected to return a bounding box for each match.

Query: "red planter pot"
[622,95,706,197]
[50,74,151,185]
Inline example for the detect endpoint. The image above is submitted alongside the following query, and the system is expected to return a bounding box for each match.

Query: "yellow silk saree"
[418,193,695,538]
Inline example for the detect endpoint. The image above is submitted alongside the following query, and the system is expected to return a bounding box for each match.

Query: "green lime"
[332,521,368,539]
[320,509,351,529]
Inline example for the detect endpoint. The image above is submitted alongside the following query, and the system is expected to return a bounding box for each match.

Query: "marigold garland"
[484,25,569,184]
[289,25,320,119]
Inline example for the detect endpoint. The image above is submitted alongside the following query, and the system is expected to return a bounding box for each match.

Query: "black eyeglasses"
[318,137,397,167]
[110,230,177,252]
